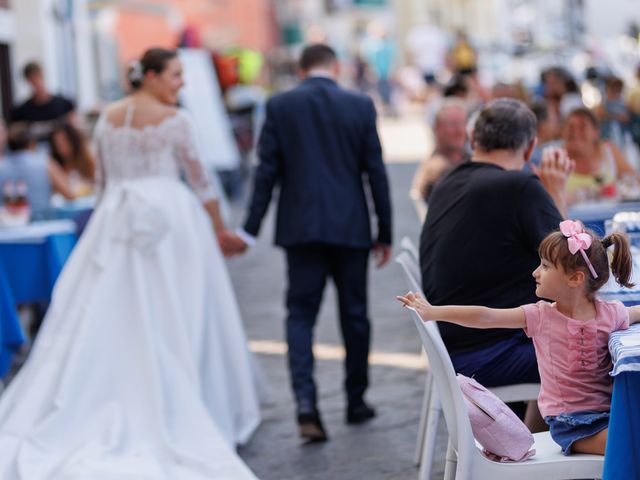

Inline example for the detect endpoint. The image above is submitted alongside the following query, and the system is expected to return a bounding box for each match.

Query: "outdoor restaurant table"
[0,263,24,378]
[0,220,77,378]
[604,323,640,479]
[568,200,640,234]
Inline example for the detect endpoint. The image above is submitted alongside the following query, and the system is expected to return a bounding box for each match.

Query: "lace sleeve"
[174,111,217,202]
[91,113,107,202]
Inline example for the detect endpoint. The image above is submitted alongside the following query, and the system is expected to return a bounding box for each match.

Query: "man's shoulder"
[330,85,374,109]
[51,94,74,107]
[465,164,541,189]
[279,80,371,101]
[12,97,34,114]
[268,81,373,113]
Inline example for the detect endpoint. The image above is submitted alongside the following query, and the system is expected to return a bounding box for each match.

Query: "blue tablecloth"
[52,195,94,236]
[0,264,24,378]
[569,200,640,235]
[603,323,640,479]
[0,234,77,304]
[0,221,77,378]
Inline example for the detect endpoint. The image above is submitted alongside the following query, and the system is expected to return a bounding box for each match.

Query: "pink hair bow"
[559,220,598,279]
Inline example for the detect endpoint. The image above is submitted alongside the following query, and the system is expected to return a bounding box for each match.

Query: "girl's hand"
[396,291,434,321]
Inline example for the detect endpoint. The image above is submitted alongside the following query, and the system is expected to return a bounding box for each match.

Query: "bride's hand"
[217,230,248,257]
[396,291,435,321]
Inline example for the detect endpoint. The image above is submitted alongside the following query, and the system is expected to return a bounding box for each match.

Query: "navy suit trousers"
[285,244,370,409]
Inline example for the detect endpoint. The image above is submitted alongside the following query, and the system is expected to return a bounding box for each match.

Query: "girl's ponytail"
[602,232,635,289]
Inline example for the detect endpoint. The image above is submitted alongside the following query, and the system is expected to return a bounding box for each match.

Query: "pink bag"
[457,374,535,462]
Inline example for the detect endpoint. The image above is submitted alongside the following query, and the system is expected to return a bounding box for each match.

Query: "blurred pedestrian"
[542,67,584,120]
[238,43,393,443]
[406,18,447,94]
[10,62,76,141]
[361,22,397,115]
[527,101,562,168]
[449,31,477,76]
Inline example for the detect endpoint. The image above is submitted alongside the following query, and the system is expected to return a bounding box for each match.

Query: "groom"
[237,44,392,442]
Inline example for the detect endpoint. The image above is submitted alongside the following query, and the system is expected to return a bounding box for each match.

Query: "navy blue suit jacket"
[243,77,392,249]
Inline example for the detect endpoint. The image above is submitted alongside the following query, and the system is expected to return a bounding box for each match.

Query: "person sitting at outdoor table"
[0,123,75,219]
[48,122,95,197]
[563,108,636,203]
[527,101,562,168]
[411,99,468,201]
[595,76,630,148]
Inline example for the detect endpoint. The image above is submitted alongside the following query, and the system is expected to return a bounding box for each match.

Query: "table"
[569,200,640,234]
[51,195,95,235]
[0,264,23,379]
[603,323,640,479]
[0,220,77,378]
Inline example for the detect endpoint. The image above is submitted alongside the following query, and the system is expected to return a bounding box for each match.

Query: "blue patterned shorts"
[545,410,609,455]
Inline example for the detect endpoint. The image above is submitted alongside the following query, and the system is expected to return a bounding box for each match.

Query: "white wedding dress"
[0,106,261,479]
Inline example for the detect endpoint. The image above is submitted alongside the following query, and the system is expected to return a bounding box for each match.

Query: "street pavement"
[228,158,449,480]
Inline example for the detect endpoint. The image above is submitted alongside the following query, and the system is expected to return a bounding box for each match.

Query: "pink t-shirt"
[522,299,629,418]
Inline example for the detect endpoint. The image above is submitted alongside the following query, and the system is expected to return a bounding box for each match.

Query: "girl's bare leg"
[571,428,608,455]
[524,400,548,433]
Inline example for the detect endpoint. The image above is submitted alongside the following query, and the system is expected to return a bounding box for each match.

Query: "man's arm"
[242,100,282,238]
[362,100,393,251]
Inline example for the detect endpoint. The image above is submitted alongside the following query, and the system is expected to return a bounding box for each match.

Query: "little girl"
[398,219,640,456]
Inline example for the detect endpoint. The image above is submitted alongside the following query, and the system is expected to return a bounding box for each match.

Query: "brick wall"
[115,0,279,62]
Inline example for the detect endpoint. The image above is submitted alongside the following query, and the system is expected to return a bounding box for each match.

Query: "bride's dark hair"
[127,48,178,90]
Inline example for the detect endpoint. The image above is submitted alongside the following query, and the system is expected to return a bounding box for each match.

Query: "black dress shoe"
[346,403,376,424]
[297,408,328,443]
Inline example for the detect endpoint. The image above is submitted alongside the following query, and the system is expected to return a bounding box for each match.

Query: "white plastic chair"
[395,251,434,469]
[395,251,421,293]
[400,236,420,263]
[407,307,604,480]
[395,251,541,478]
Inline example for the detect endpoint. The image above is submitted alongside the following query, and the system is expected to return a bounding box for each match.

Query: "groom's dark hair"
[299,44,337,72]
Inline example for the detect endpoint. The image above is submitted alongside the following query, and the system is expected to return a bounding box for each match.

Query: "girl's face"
[532,258,570,300]
[145,57,184,106]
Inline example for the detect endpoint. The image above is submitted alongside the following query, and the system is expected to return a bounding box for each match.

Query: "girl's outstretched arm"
[396,291,526,329]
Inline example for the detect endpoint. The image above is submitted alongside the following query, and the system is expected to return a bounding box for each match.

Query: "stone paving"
[228,163,449,480]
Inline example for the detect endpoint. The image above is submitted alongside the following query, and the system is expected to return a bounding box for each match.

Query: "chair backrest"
[400,236,420,263]
[395,251,422,293]
[408,307,477,477]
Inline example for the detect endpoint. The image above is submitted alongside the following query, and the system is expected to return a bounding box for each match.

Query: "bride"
[0,48,261,479]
